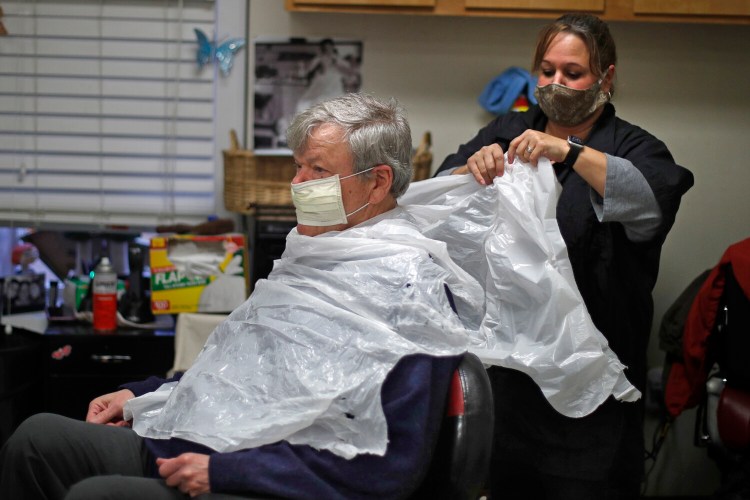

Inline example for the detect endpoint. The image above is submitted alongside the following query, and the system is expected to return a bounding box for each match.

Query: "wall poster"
[253,37,363,154]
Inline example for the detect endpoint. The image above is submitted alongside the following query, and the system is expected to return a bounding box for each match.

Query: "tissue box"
[149,234,248,315]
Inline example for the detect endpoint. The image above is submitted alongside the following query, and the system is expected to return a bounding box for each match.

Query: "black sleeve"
[612,120,694,241]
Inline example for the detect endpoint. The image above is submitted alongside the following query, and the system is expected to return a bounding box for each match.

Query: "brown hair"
[532,13,617,91]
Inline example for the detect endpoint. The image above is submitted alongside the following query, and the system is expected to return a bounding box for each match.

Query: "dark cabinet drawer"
[45,334,173,376]
[0,331,44,446]
[42,329,174,420]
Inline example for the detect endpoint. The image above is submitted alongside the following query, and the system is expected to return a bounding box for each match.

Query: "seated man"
[1,92,640,500]
[0,94,467,499]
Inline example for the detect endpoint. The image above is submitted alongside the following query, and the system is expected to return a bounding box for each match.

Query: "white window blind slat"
[0,58,212,81]
[22,18,212,40]
[4,173,212,194]
[0,77,213,100]
[2,35,212,59]
[0,155,213,175]
[0,136,212,158]
[3,194,215,226]
[0,0,246,228]
[23,117,212,137]
[0,96,213,119]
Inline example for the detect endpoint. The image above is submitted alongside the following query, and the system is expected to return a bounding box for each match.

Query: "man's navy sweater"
[122,353,462,499]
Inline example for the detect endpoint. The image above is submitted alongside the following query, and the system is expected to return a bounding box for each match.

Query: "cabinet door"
[466,0,604,11]
[633,0,750,16]
[292,0,436,6]
[44,334,175,420]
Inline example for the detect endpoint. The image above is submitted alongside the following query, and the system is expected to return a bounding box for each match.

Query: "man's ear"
[367,164,394,205]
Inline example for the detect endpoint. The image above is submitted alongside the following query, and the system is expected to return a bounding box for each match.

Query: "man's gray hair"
[286,93,413,198]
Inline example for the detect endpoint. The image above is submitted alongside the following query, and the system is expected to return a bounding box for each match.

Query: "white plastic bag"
[126,157,639,458]
[129,231,478,458]
[399,157,640,415]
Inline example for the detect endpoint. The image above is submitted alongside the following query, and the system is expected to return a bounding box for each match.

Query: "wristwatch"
[563,136,584,167]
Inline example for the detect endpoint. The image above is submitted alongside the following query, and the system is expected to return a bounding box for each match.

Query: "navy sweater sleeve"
[145,353,461,500]
[120,373,182,396]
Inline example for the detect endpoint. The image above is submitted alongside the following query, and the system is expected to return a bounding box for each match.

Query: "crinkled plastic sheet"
[398,158,640,415]
[127,231,479,458]
[125,157,640,459]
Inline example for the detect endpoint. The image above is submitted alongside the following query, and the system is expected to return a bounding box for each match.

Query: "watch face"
[568,135,583,146]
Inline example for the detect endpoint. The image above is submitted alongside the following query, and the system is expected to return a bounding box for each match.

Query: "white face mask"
[290,167,373,227]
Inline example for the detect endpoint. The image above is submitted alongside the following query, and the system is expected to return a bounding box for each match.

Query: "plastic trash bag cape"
[125,157,640,459]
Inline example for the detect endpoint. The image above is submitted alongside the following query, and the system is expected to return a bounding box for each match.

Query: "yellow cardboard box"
[149,234,248,315]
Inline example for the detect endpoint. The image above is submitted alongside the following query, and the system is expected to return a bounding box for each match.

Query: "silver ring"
[525,145,534,154]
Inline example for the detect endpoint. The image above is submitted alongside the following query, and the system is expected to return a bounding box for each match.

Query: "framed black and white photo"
[253,37,363,153]
[1,273,46,314]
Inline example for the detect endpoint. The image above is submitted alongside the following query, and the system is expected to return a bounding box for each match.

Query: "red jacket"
[665,237,750,418]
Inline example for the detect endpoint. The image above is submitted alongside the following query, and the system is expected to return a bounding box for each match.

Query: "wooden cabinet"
[285,0,750,24]
[465,0,603,12]
[43,324,175,420]
[632,0,750,17]
[0,324,175,443]
[285,0,441,13]
[0,330,43,446]
[293,0,435,5]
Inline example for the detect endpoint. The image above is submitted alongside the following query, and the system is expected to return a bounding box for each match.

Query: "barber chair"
[410,352,494,500]
[696,265,750,498]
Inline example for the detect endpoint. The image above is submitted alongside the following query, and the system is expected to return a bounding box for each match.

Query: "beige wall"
[248,2,750,494]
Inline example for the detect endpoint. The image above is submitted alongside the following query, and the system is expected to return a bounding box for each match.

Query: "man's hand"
[157,453,211,497]
[85,389,135,426]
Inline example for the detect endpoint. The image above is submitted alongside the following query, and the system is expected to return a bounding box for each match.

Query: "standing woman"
[435,13,693,499]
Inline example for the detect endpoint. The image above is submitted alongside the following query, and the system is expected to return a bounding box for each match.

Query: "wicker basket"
[223,130,296,214]
[412,131,433,181]
[223,129,435,214]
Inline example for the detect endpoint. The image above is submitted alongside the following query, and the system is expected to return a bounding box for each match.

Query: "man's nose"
[292,168,310,184]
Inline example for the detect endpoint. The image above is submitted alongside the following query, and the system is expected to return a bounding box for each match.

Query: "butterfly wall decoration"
[194,28,246,77]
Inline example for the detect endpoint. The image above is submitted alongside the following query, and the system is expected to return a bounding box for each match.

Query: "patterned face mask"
[290,167,373,227]
[534,79,609,127]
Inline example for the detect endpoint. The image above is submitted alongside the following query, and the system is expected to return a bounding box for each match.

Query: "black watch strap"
[563,136,584,167]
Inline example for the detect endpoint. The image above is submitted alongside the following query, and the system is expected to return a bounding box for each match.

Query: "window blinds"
[0,0,246,229]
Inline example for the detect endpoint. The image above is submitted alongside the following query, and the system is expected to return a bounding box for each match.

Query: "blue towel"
[478,67,538,115]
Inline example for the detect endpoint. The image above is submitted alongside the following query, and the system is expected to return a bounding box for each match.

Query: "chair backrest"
[711,263,750,451]
[410,352,494,500]
[715,264,750,390]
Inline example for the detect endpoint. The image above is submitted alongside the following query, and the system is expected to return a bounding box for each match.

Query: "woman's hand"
[86,389,135,426]
[510,129,607,196]
[157,453,211,497]
[508,130,568,166]
[453,143,505,185]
